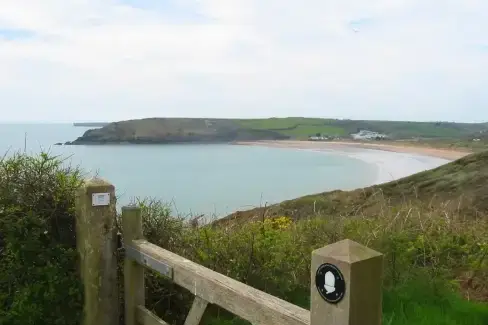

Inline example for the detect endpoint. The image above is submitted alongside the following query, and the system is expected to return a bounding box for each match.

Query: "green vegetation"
[65,117,488,144]
[2,151,488,325]
[391,138,488,152]
[0,153,83,325]
[221,149,488,225]
[235,117,488,139]
[280,125,345,138]
[238,117,331,129]
[65,118,289,145]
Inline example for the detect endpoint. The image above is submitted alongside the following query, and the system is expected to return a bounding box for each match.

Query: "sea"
[0,124,378,217]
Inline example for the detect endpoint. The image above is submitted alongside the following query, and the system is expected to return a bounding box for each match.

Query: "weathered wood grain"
[122,206,146,325]
[75,178,119,325]
[128,239,310,325]
[184,296,209,325]
[136,306,169,325]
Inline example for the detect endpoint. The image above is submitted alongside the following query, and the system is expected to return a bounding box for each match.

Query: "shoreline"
[234,140,471,160]
[235,140,471,186]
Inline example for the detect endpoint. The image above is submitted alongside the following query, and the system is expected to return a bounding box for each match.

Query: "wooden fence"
[75,178,384,325]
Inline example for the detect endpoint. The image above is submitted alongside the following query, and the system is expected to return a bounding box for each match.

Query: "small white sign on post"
[92,193,111,207]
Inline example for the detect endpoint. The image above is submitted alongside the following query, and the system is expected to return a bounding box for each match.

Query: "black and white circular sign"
[315,263,346,304]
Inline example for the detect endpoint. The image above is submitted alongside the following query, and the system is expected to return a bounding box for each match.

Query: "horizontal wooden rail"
[118,203,383,325]
[137,306,169,325]
[127,239,310,325]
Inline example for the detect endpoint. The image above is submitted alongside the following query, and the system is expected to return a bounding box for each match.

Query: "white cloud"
[0,0,487,122]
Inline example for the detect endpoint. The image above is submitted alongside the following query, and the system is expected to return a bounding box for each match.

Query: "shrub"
[0,153,83,325]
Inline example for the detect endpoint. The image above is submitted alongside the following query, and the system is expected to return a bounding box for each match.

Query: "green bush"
[0,153,83,325]
[120,199,193,325]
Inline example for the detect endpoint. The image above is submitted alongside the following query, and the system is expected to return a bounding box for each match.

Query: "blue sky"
[0,28,36,40]
[0,0,487,122]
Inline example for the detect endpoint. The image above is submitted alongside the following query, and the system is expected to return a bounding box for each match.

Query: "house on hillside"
[351,130,388,140]
[308,135,329,141]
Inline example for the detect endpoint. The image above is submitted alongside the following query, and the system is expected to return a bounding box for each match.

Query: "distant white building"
[308,136,329,141]
[351,130,388,140]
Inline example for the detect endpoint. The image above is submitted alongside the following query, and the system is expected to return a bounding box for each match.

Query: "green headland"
[64,117,488,146]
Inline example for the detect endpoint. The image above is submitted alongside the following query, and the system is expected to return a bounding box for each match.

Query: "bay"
[0,123,377,217]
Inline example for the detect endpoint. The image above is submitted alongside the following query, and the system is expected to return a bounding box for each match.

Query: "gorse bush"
[0,153,83,325]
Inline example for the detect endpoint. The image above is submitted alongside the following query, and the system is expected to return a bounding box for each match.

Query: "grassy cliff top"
[220,149,488,224]
[66,117,488,144]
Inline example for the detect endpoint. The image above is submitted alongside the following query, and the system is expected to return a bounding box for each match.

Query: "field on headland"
[237,117,488,140]
[63,116,488,146]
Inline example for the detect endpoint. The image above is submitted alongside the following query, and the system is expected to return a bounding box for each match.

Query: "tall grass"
[138,193,488,325]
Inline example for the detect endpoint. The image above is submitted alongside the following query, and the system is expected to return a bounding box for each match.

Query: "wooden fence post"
[122,205,145,325]
[75,177,119,325]
[310,239,383,325]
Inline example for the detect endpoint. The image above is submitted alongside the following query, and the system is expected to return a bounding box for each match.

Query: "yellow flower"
[273,216,292,229]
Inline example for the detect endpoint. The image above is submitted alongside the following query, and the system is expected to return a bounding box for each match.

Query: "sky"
[0,0,487,123]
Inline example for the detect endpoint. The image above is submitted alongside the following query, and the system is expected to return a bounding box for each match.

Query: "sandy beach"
[236,140,472,185]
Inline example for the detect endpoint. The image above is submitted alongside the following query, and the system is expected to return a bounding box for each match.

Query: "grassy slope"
[220,150,488,225]
[201,151,488,325]
[364,138,488,153]
[68,117,488,144]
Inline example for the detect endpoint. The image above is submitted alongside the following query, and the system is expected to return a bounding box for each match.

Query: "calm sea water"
[0,124,377,217]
